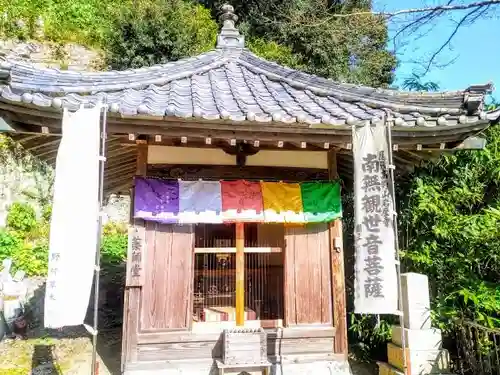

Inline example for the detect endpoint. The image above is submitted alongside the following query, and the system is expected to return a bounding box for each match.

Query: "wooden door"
[140,222,195,331]
[284,224,332,325]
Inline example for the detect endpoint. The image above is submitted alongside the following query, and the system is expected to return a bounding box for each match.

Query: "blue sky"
[374,0,499,98]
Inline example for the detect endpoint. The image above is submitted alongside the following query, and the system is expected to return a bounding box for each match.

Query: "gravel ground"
[0,327,378,375]
[0,325,122,375]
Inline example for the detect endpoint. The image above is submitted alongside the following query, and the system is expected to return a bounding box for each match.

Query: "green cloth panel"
[300,181,342,222]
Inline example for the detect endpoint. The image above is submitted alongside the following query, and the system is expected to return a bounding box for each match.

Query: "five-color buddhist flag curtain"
[134,177,342,224]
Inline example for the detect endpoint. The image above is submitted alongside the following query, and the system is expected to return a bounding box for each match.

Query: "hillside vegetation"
[0,0,499,366]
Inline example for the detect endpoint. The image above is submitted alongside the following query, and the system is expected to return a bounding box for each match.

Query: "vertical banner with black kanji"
[353,122,398,314]
[44,105,101,328]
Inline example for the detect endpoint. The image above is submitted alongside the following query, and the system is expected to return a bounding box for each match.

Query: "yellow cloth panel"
[261,182,305,223]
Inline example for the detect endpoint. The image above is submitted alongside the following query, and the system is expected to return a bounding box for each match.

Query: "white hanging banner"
[44,105,102,328]
[353,123,398,314]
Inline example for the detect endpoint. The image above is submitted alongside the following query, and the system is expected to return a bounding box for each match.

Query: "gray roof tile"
[0,48,495,128]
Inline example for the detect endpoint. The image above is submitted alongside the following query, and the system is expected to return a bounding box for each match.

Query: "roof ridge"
[237,50,493,99]
[236,50,492,115]
[1,50,228,94]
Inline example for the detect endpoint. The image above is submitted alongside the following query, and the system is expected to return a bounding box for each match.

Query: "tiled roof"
[0,4,495,129]
[0,48,493,128]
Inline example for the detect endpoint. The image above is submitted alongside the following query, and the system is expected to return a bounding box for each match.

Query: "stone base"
[387,343,450,375]
[378,361,454,375]
[124,360,352,375]
[377,361,403,375]
[391,326,442,350]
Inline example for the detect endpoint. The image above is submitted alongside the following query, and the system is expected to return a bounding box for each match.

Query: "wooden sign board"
[126,223,146,287]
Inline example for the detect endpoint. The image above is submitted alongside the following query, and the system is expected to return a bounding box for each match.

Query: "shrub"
[6,202,37,234]
[349,314,393,362]
[101,232,128,266]
[11,242,49,276]
[0,229,48,276]
[0,229,22,259]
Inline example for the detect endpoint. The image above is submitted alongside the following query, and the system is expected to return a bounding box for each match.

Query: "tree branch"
[422,4,488,73]
[269,0,500,28]
[330,0,500,19]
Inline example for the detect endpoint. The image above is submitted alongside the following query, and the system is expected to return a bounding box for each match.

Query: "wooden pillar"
[235,222,245,326]
[328,150,348,358]
[135,140,148,176]
[121,141,148,371]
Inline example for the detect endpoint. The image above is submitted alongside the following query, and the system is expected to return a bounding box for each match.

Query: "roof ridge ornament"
[216,4,245,49]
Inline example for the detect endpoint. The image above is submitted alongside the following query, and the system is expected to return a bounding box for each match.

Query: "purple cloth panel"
[133,177,179,223]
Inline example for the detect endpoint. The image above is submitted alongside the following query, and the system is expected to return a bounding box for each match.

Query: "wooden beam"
[147,164,329,182]
[235,222,245,326]
[194,247,281,254]
[328,150,348,359]
[4,107,489,150]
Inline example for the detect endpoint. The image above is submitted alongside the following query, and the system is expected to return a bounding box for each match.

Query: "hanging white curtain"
[353,123,398,314]
[44,105,102,328]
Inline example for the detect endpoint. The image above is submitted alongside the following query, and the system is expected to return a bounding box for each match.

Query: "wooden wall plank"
[140,221,160,330]
[137,326,336,345]
[284,229,296,325]
[294,228,310,323]
[121,287,141,368]
[284,225,332,325]
[320,225,333,325]
[136,336,335,362]
[140,223,194,331]
[257,223,285,248]
[307,226,321,323]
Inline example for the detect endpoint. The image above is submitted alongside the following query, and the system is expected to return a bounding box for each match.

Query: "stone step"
[387,342,450,375]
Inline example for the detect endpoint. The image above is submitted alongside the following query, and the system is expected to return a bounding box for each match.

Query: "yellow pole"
[235,222,245,326]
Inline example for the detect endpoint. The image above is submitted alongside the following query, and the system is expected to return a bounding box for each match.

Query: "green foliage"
[103,0,218,69]
[12,242,49,276]
[349,314,393,361]
[0,229,48,276]
[101,232,128,266]
[202,0,396,86]
[0,0,117,45]
[0,230,22,258]
[0,201,128,277]
[246,38,304,70]
[6,202,37,234]
[397,107,500,329]
[2,0,396,87]
[402,73,440,92]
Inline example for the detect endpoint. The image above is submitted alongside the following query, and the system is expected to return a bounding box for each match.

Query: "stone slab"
[391,326,442,350]
[387,342,450,375]
[401,273,432,329]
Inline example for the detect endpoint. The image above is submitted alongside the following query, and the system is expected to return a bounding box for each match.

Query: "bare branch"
[260,0,499,76]
[422,4,487,73]
[329,0,500,19]
[265,0,500,29]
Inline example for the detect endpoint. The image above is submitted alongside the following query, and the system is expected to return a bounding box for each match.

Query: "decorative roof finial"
[216,4,244,49]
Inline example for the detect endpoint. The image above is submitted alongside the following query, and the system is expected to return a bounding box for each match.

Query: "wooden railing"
[453,320,500,375]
